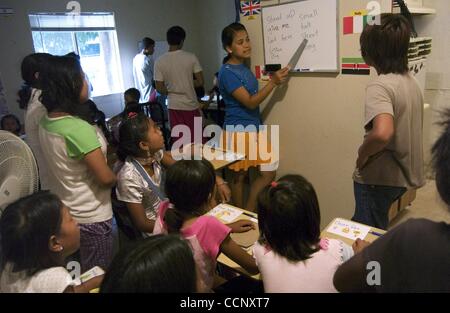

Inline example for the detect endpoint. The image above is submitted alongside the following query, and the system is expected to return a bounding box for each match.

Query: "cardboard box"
[388,199,399,222]
[399,189,417,211]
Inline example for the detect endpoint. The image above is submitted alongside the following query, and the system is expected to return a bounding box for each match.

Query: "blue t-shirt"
[218,63,261,130]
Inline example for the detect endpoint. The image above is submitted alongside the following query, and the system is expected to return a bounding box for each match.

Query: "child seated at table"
[115,113,230,236]
[115,113,172,236]
[100,234,198,293]
[254,175,354,292]
[153,159,258,292]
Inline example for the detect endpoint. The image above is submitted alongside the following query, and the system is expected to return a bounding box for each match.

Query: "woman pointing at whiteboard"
[218,22,289,212]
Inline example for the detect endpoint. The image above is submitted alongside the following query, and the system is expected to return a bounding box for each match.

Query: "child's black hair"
[141,37,155,49]
[164,159,216,233]
[167,26,186,46]
[18,53,52,109]
[360,14,411,74]
[123,101,143,118]
[1,114,21,134]
[432,109,450,207]
[124,88,141,103]
[39,55,87,121]
[0,191,64,276]
[221,22,247,53]
[100,234,197,293]
[65,52,80,61]
[116,112,149,162]
[257,175,321,262]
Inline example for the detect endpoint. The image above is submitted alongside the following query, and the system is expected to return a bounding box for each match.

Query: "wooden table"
[217,213,386,280]
[321,218,386,246]
[215,204,261,280]
[170,143,245,171]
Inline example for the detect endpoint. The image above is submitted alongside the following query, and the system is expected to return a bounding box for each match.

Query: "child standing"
[0,191,103,293]
[218,23,289,212]
[254,175,354,293]
[154,26,204,145]
[153,159,257,292]
[352,14,425,229]
[38,55,116,272]
[20,54,53,183]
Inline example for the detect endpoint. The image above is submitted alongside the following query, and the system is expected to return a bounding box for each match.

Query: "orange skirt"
[220,130,276,172]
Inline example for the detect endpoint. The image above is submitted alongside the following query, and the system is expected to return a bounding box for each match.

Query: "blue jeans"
[352,182,406,230]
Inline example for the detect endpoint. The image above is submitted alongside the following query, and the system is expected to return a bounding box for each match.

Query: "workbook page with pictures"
[326,218,371,241]
[208,204,259,249]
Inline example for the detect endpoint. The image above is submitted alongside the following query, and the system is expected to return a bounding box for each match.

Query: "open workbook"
[208,204,259,248]
[170,143,246,170]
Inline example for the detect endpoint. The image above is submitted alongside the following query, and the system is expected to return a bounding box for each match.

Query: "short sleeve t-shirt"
[153,201,231,292]
[133,52,154,102]
[353,73,425,188]
[362,218,450,292]
[39,116,112,224]
[218,63,261,130]
[253,238,353,293]
[24,88,50,189]
[116,151,164,236]
[0,263,75,293]
[154,50,202,111]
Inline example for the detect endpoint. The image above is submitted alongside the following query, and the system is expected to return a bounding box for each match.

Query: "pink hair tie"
[270,181,278,188]
[128,112,138,118]
[319,238,329,250]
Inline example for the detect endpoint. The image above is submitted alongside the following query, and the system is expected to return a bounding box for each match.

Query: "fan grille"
[0,131,39,211]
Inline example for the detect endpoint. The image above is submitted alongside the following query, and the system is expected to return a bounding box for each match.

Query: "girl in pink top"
[254,175,354,293]
[154,159,258,292]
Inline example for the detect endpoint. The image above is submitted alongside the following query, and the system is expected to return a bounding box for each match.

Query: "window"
[29,13,123,97]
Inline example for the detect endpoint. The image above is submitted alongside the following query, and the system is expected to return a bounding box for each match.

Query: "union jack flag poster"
[240,1,261,17]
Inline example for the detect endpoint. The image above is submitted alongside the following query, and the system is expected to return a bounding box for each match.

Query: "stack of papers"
[409,37,432,61]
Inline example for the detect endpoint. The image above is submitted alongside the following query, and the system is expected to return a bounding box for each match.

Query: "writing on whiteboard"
[262,0,338,72]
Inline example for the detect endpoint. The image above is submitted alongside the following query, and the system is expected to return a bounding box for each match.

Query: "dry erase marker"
[300,68,313,72]
[369,230,383,237]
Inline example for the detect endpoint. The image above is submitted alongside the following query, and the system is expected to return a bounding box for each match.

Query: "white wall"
[196,0,236,92]
[0,0,206,119]
[240,0,393,226]
[413,0,450,172]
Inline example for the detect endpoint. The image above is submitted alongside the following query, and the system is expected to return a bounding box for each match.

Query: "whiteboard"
[153,41,169,62]
[261,0,339,72]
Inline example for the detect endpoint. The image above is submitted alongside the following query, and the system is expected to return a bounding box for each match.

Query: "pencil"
[369,230,384,237]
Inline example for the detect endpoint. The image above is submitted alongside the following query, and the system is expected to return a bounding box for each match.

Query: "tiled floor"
[389,180,450,229]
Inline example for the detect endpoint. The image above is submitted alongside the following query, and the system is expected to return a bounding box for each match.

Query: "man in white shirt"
[133,37,155,103]
[154,26,204,146]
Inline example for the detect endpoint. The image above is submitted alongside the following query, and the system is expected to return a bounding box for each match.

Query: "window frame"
[28,12,124,97]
